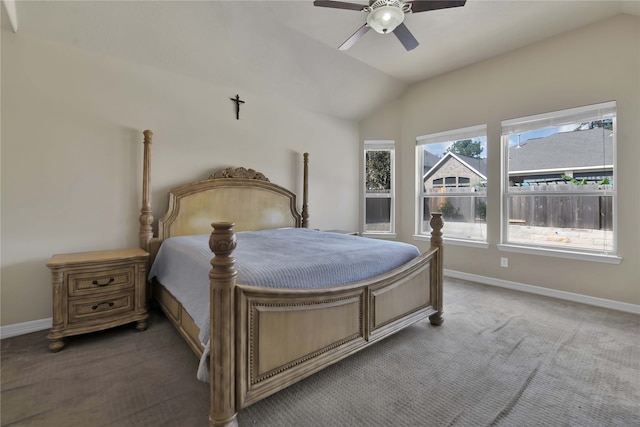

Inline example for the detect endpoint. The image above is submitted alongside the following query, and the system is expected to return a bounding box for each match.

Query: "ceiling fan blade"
[313,1,367,11]
[409,1,466,13]
[339,24,371,51]
[393,22,419,51]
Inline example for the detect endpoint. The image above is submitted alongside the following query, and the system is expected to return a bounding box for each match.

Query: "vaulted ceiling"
[3,0,639,120]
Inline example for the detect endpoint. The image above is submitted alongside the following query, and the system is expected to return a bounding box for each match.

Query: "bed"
[138,130,445,427]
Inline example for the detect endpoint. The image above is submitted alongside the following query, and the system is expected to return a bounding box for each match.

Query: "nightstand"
[47,248,149,352]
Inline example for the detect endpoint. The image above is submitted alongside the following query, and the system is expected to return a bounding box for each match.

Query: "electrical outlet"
[500,257,508,268]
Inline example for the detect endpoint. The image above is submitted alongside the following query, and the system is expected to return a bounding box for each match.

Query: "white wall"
[1,32,360,326]
[361,14,640,306]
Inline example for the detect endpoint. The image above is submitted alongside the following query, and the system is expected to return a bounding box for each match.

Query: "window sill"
[497,244,622,264]
[413,235,489,249]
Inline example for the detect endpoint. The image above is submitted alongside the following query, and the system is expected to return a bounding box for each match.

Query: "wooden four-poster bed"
[138,130,445,426]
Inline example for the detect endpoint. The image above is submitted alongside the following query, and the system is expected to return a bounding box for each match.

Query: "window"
[434,176,472,188]
[364,141,395,235]
[416,125,488,243]
[501,101,616,258]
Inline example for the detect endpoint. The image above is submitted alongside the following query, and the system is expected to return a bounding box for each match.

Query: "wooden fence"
[423,196,485,224]
[508,194,612,230]
[420,184,613,230]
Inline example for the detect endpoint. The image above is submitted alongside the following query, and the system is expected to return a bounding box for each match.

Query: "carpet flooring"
[1,279,638,427]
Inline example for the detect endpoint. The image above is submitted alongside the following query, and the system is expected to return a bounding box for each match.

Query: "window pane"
[507,194,613,252]
[423,195,487,240]
[366,150,391,191]
[420,140,487,189]
[365,198,391,233]
[503,102,616,254]
[508,126,613,189]
[418,126,488,242]
[364,142,394,234]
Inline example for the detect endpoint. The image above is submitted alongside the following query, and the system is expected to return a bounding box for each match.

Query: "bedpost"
[429,213,444,326]
[301,152,309,228]
[209,222,238,427]
[139,130,154,251]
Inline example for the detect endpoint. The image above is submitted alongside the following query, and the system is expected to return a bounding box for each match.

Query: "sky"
[422,136,488,159]
[421,124,579,157]
[507,125,576,147]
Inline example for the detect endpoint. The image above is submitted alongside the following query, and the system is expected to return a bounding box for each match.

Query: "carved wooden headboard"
[138,130,309,261]
[158,174,302,238]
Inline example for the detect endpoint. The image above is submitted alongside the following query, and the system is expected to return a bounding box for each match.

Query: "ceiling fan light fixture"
[366,2,405,34]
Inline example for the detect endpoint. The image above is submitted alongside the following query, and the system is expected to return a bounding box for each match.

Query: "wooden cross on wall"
[230,94,245,120]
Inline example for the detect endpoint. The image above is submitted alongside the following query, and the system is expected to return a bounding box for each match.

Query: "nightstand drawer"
[68,292,134,324]
[68,267,135,297]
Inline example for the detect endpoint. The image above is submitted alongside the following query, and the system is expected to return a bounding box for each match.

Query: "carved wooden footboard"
[208,217,443,426]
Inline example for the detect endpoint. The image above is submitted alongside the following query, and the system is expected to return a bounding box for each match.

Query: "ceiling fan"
[313,0,466,51]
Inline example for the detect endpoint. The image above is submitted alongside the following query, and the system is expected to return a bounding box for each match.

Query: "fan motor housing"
[365,0,408,34]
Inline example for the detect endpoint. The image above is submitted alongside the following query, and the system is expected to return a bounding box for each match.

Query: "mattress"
[149,227,421,345]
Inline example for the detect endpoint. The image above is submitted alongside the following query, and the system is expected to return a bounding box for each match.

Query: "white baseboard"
[0,318,52,340]
[1,273,637,339]
[445,269,640,315]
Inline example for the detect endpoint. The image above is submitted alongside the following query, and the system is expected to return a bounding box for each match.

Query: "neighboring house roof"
[455,153,488,178]
[509,128,613,173]
[423,128,611,184]
[423,151,441,174]
[424,151,487,181]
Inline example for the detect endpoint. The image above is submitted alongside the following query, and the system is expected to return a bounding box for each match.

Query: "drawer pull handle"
[92,277,115,287]
[91,301,115,310]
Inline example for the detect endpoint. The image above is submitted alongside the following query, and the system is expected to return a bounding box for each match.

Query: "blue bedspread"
[149,228,420,347]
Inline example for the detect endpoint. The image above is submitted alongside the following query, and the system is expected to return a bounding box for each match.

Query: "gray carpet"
[2,279,639,427]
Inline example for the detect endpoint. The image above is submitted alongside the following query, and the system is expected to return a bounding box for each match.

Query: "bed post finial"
[302,152,309,228]
[209,222,238,427]
[429,213,443,250]
[139,130,154,251]
[429,213,444,326]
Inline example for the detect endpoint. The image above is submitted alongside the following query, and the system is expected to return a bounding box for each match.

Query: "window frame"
[415,125,488,247]
[363,140,396,237]
[499,101,620,263]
